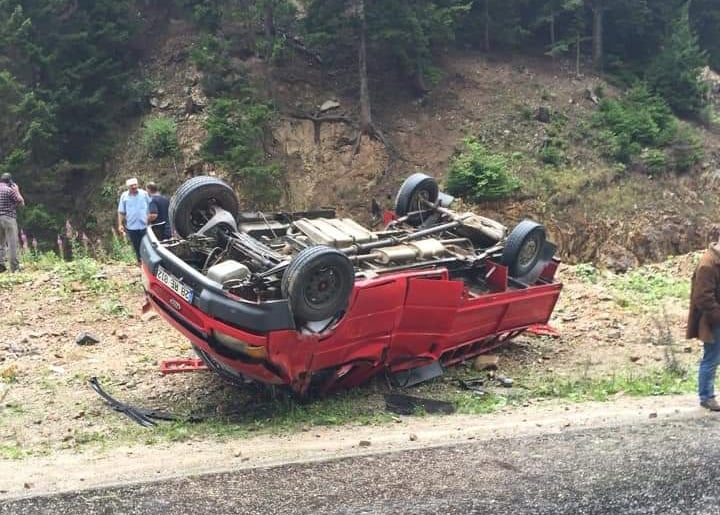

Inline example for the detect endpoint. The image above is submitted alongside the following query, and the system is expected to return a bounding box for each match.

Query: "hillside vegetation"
[1,1,719,266]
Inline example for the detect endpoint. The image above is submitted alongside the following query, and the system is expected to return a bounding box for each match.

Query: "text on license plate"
[156,266,194,303]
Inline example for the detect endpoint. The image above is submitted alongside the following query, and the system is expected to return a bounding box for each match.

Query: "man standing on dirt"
[117,177,150,264]
[687,243,720,411]
[146,182,172,240]
[0,172,25,273]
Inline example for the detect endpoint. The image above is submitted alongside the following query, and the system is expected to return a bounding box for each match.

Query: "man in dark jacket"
[687,243,720,411]
[146,182,172,240]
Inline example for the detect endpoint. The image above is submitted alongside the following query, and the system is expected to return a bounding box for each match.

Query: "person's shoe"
[700,398,720,411]
[0,264,6,273]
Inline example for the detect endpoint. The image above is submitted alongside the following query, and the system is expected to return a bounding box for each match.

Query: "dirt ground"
[0,251,699,485]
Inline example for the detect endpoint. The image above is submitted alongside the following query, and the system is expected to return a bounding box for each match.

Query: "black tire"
[501,220,546,277]
[281,246,354,323]
[170,176,239,238]
[394,173,439,225]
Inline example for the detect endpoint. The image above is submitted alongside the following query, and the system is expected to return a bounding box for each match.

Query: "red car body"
[142,229,561,396]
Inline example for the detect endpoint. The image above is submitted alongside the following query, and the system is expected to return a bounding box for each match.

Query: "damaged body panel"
[140,174,562,396]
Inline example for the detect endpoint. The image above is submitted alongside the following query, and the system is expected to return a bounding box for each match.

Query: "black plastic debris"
[75,332,100,346]
[89,377,206,427]
[384,393,455,416]
[389,361,444,388]
[457,376,487,395]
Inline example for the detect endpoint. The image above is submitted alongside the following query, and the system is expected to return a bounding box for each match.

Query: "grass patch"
[0,443,27,460]
[453,365,694,413]
[607,269,689,311]
[0,270,32,290]
[528,367,694,401]
[99,297,130,318]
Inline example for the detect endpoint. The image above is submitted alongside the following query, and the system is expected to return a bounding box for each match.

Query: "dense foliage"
[593,84,703,174]
[0,0,145,237]
[201,97,282,207]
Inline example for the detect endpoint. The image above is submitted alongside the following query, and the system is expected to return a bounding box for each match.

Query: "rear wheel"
[394,173,439,226]
[281,246,354,324]
[170,176,239,238]
[501,220,546,277]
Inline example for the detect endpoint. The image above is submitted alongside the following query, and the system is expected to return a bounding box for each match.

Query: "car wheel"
[282,246,355,323]
[394,173,439,226]
[501,220,546,278]
[170,176,239,238]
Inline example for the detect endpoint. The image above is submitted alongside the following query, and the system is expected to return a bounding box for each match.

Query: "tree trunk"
[264,1,275,41]
[575,31,581,77]
[592,0,604,70]
[413,56,429,96]
[357,0,372,133]
[484,0,490,52]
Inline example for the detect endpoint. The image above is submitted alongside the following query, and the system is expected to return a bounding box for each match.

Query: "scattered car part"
[526,324,561,338]
[383,393,456,415]
[160,358,209,374]
[390,361,444,388]
[89,377,204,426]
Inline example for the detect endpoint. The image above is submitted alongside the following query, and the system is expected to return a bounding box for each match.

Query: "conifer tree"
[646,1,708,116]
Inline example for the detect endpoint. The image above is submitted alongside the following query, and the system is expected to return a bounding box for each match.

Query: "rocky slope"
[88,18,720,269]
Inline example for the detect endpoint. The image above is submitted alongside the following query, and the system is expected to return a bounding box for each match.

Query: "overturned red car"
[140,173,562,396]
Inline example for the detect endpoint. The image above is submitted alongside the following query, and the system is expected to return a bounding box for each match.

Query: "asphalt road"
[2,415,719,515]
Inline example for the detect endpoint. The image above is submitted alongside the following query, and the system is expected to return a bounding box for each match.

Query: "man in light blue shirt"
[117,177,150,264]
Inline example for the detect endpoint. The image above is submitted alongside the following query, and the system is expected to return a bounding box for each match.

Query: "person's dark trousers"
[126,229,145,263]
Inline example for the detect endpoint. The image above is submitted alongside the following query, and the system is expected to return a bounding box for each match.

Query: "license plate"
[156,266,194,303]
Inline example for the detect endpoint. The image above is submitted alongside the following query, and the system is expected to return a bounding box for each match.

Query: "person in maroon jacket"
[687,243,720,411]
[0,173,25,273]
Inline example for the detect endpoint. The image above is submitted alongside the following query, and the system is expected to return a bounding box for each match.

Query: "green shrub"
[190,34,249,97]
[541,117,568,167]
[18,204,61,237]
[445,138,519,201]
[202,97,283,208]
[575,263,599,284]
[141,117,178,158]
[593,83,702,172]
[173,0,221,30]
[594,83,677,163]
[640,148,667,176]
[669,124,704,172]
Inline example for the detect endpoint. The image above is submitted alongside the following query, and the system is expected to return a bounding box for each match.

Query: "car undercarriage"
[141,173,562,395]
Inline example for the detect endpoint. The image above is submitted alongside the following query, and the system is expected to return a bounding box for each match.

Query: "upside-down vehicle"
[140,173,562,396]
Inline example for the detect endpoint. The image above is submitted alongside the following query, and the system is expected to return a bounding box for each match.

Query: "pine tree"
[646,1,708,116]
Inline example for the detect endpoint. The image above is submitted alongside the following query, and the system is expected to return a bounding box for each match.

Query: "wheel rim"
[303,265,343,311]
[187,199,222,232]
[410,189,433,212]
[517,233,541,269]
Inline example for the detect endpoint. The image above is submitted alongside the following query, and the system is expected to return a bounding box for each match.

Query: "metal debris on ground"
[383,393,456,416]
[457,376,487,395]
[525,324,561,338]
[496,374,514,387]
[88,376,206,427]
